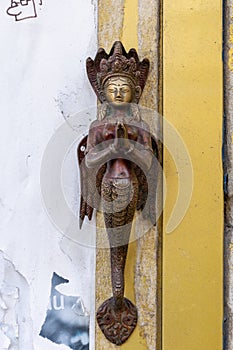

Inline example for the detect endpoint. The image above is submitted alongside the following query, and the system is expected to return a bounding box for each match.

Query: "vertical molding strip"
[97,0,161,349]
[137,1,162,349]
[224,2,233,348]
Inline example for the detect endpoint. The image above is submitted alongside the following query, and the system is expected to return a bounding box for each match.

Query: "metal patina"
[78,41,157,345]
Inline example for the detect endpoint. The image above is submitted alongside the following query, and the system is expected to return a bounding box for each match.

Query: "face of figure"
[104,77,133,106]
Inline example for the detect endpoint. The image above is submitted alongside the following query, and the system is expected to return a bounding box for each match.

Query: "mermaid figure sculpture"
[78,42,157,345]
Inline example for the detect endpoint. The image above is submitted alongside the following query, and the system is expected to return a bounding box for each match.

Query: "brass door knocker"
[78,41,158,345]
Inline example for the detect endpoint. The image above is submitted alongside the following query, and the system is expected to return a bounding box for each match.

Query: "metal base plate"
[96,297,137,345]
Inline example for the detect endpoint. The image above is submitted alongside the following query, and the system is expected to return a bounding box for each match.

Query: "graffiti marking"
[6,0,43,22]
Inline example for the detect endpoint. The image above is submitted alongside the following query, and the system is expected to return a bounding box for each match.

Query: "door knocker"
[78,41,158,345]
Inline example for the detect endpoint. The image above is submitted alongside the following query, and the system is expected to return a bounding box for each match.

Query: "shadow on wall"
[40,272,89,350]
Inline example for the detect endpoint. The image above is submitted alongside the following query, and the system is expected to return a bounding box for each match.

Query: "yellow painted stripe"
[121,0,138,51]
[163,1,223,349]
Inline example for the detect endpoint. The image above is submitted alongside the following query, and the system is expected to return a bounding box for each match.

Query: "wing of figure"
[135,135,158,225]
[77,135,106,229]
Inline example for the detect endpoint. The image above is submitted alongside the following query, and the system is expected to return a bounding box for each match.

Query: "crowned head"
[86,41,150,104]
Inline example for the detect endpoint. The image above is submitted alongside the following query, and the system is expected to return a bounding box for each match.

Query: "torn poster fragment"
[40,272,89,350]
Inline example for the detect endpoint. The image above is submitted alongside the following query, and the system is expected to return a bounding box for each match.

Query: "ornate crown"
[86,41,150,103]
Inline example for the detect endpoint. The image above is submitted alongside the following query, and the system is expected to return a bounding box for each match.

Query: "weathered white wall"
[0,1,97,349]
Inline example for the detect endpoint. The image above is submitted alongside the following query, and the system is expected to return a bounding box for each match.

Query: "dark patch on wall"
[40,272,89,350]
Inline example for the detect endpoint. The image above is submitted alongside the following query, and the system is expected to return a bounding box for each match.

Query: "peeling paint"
[0,251,33,350]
